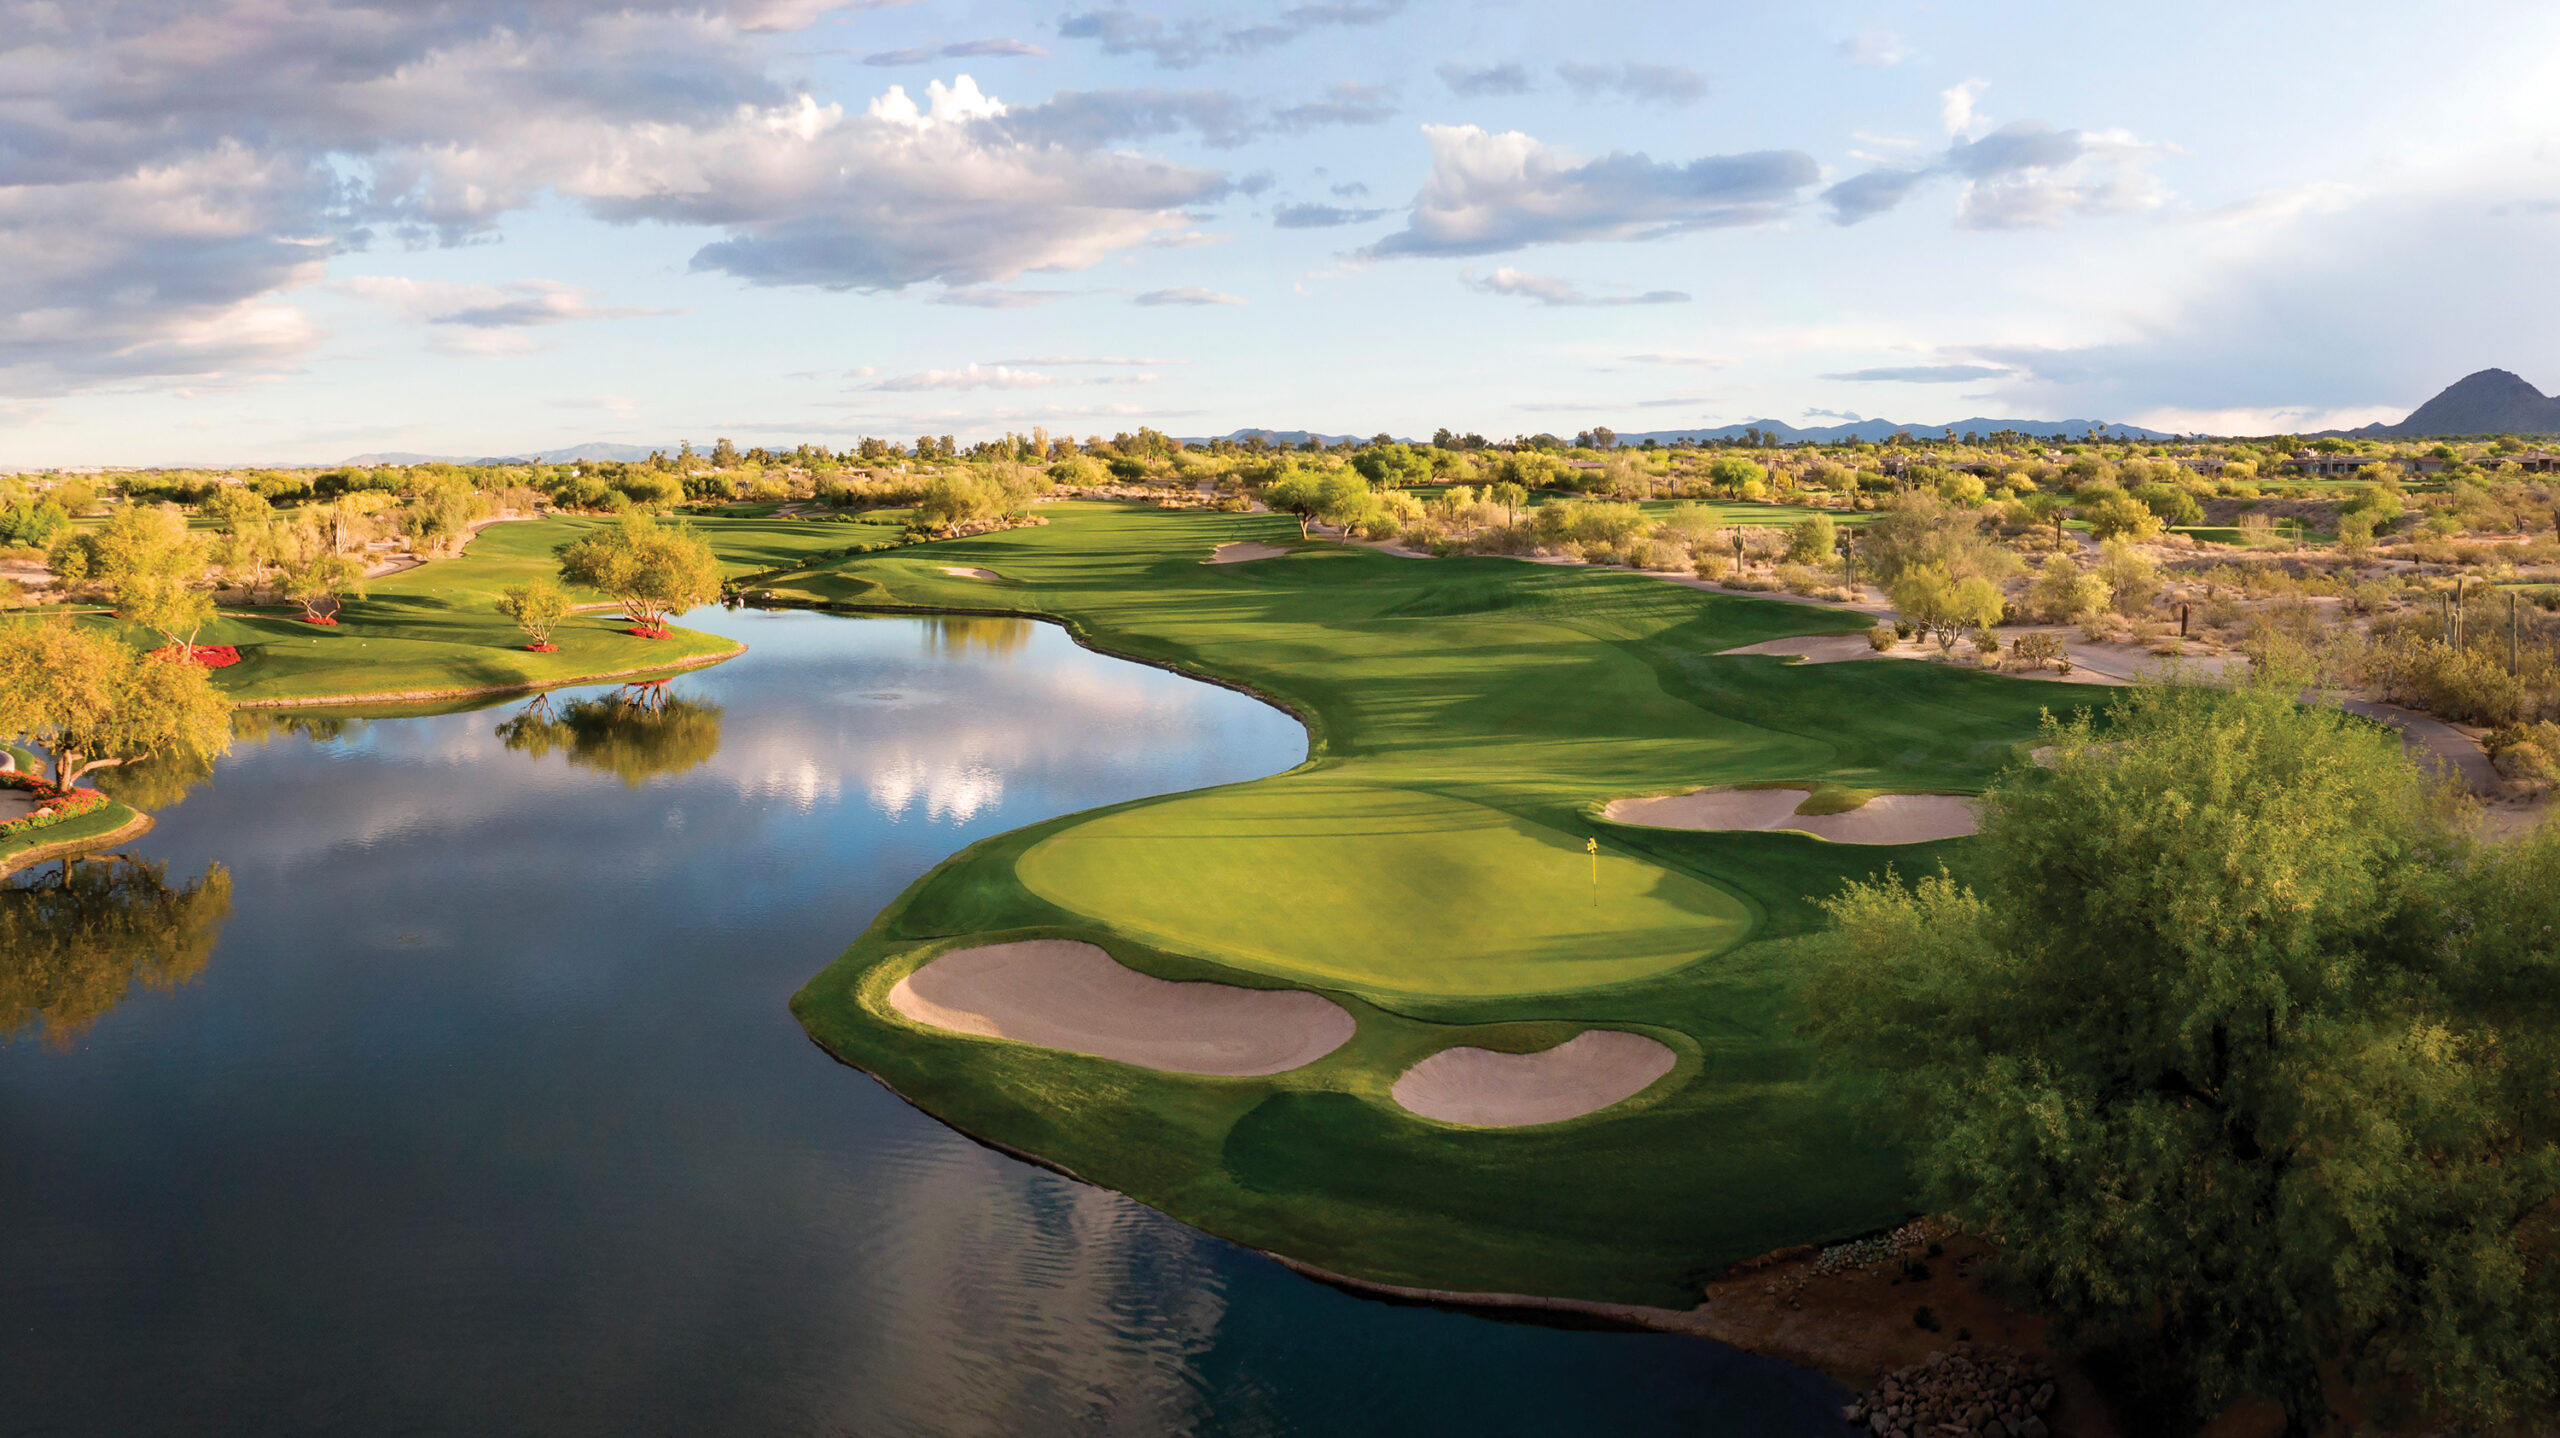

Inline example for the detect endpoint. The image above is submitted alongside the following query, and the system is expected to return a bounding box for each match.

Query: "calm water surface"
[0,608,1848,1436]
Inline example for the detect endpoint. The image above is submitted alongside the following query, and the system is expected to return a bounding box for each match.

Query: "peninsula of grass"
[21,513,905,708]
[787,502,2076,1308]
[2,799,150,877]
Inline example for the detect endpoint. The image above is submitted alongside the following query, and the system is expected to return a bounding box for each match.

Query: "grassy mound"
[783,503,2073,1306]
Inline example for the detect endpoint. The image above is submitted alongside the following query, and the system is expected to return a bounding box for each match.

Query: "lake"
[0,608,1849,1436]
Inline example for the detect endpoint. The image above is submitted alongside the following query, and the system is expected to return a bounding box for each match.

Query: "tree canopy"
[1805,681,2560,1433]
[553,514,721,634]
[0,620,232,786]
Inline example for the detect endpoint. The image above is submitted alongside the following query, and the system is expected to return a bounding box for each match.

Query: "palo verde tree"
[553,514,722,637]
[494,580,570,650]
[1805,680,2560,1434]
[0,620,232,788]
[50,505,215,655]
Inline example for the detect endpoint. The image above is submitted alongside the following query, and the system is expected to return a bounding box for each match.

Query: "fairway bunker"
[1392,1031,1678,1127]
[939,566,1003,580]
[1605,787,1979,844]
[1717,634,1881,665]
[887,939,1355,1076]
[1208,542,1288,564]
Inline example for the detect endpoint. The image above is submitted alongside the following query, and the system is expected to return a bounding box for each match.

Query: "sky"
[8,1,2560,466]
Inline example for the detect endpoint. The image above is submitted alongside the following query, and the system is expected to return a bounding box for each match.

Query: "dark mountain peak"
[2390,370,2560,436]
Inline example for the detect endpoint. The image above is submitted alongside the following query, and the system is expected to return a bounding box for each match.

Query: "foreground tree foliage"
[0,621,233,786]
[1806,681,2560,1434]
[0,857,233,1046]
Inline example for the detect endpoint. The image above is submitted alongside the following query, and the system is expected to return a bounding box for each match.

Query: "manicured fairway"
[784,502,2075,1307]
[1017,779,1751,997]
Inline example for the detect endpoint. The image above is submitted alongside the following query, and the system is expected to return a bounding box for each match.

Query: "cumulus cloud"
[871,363,1059,392]
[1437,62,1535,97]
[0,5,1225,393]
[991,355,1185,366]
[1821,104,2166,229]
[1271,82,1397,131]
[929,288,1075,308]
[1058,2,1406,69]
[1000,88,1263,149]
[1554,62,1707,105]
[1837,27,1910,67]
[1273,202,1390,228]
[1820,363,2011,383]
[339,277,673,329]
[1954,186,2560,429]
[1133,287,1247,305]
[1366,125,1818,258]
[999,81,1395,151]
[1462,267,1688,306]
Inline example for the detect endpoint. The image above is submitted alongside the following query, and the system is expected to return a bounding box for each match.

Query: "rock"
[2031,1383,2053,1410]
[2020,1419,2047,1438]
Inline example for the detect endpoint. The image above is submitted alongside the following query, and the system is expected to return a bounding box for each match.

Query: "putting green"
[1016,781,1750,997]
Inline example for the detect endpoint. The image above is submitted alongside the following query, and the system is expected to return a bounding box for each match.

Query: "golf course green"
[784,502,2073,1308]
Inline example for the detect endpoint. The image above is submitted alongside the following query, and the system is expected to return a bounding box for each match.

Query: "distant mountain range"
[342,441,662,465]
[2329,369,2560,437]
[1609,417,2176,444]
[324,378,2560,470]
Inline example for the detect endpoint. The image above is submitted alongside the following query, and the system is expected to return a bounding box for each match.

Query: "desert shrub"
[1868,624,1896,652]
[2486,721,2560,781]
[2096,540,2160,616]
[2027,554,2109,623]
[1692,548,1731,581]
[1534,499,1649,548]
[1771,561,1830,594]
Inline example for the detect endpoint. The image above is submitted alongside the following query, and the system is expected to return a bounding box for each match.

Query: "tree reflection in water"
[923,616,1031,658]
[494,681,723,787]
[93,710,365,814]
[0,856,234,1046]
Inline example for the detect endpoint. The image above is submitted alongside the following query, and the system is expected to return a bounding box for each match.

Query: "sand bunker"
[1392,1030,1677,1127]
[1717,634,1882,665]
[887,939,1354,1076]
[1208,542,1288,564]
[939,566,1003,580]
[1604,787,1979,844]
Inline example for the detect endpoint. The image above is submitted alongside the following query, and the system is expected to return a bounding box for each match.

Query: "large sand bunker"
[1208,542,1288,564]
[1604,787,1978,844]
[887,939,1355,1076]
[1717,634,1881,665]
[939,566,1003,580]
[1392,1030,1677,1127]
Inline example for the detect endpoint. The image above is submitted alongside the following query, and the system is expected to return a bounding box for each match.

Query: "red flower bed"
[626,625,672,640]
[525,642,559,652]
[301,614,339,626]
[0,772,109,836]
[148,644,242,668]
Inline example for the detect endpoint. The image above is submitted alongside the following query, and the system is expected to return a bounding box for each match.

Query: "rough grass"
[787,503,2077,1307]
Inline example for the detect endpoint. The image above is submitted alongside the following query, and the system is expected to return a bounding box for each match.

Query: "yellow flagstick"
[1587,836,1599,904]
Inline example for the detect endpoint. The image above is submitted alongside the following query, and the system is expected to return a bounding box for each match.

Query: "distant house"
[2287,453,2397,477]
[2504,451,2560,474]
